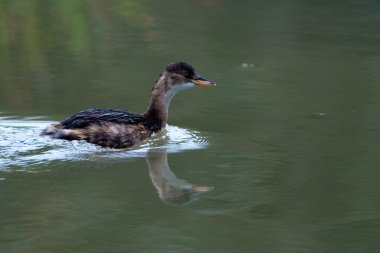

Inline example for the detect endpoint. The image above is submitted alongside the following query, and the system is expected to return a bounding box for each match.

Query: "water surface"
[1,1,380,252]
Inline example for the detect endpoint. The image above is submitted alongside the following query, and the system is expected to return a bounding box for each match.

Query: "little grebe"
[41,62,215,148]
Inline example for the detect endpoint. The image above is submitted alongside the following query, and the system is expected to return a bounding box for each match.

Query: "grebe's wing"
[61,108,145,129]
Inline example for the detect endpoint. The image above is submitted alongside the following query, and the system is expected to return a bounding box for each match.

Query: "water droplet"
[241,63,255,68]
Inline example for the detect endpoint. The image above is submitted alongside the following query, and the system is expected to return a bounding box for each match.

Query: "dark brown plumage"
[41,62,215,148]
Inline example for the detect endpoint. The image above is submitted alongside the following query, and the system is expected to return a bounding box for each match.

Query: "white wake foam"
[0,117,208,170]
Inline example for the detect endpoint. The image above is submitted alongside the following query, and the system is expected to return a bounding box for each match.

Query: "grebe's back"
[42,108,160,148]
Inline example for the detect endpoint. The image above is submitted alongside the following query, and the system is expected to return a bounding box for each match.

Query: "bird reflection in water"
[145,149,213,206]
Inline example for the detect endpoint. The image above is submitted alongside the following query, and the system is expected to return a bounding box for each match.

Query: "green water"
[1,1,380,252]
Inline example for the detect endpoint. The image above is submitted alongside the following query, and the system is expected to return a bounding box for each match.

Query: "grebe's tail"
[41,123,66,139]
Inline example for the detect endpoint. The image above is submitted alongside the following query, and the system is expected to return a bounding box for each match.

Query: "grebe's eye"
[184,72,193,79]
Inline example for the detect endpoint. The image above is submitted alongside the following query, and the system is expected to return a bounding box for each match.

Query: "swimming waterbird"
[41,62,215,148]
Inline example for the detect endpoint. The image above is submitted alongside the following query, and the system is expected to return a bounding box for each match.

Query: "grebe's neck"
[144,75,173,128]
[144,74,194,129]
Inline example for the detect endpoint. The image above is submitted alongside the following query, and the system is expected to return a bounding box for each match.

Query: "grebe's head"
[156,62,215,95]
[147,62,215,124]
